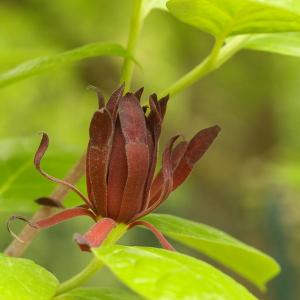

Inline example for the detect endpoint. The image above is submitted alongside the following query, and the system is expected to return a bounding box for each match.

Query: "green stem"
[158,35,250,98]
[120,0,144,91]
[55,223,128,296]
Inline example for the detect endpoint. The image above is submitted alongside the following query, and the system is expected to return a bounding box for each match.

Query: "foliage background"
[0,0,299,299]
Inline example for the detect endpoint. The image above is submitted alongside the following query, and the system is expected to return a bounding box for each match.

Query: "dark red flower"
[8,84,220,251]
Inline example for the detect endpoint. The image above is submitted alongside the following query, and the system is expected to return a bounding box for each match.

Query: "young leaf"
[143,214,280,290]
[0,253,59,300]
[93,245,257,300]
[167,0,300,39]
[244,32,300,57]
[0,137,82,212]
[54,287,141,300]
[0,43,132,88]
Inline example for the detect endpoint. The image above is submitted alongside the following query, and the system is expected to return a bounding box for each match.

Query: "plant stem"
[158,35,250,98]
[56,223,128,296]
[120,0,144,91]
[56,257,102,296]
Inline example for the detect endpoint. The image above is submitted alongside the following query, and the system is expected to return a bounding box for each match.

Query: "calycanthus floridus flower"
[9,84,220,252]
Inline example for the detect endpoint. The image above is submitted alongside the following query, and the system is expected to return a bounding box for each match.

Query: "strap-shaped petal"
[74,218,117,252]
[107,83,125,120]
[117,93,149,222]
[149,140,188,206]
[142,94,169,209]
[33,206,96,228]
[86,108,114,216]
[134,87,144,101]
[7,207,96,242]
[134,135,179,219]
[107,123,128,219]
[172,125,220,190]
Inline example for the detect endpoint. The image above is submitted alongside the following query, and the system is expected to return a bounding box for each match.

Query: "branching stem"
[158,35,250,98]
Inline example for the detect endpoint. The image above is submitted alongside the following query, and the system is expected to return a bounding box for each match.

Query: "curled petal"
[7,207,96,243]
[74,218,117,252]
[86,108,114,215]
[172,125,220,190]
[7,216,38,243]
[34,133,91,207]
[129,220,175,251]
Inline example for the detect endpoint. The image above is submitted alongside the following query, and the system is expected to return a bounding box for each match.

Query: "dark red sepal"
[129,220,175,251]
[74,218,117,252]
[33,207,97,229]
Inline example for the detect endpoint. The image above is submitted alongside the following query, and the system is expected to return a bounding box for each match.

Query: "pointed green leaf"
[94,245,257,300]
[0,253,59,300]
[0,43,132,88]
[143,214,280,290]
[244,32,300,57]
[0,137,82,212]
[167,0,300,39]
[54,287,141,300]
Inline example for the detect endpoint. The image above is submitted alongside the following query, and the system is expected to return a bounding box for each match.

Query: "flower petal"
[107,122,128,219]
[106,83,125,120]
[158,94,169,120]
[172,125,220,190]
[134,87,144,101]
[142,94,169,209]
[7,207,96,242]
[33,207,96,228]
[134,135,179,219]
[149,140,188,205]
[86,108,114,216]
[117,93,149,222]
[74,218,117,252]
[34,133,91,207]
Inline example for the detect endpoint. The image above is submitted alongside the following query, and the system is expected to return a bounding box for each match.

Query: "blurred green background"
[0,0,299,299]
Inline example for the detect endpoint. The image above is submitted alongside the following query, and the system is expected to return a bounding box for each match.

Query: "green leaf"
[143,0,167,18]
[0,253,59,300]
[54,287,141,300]
[0,137,83,212]
[94,245,257,300]
[143,214,280,290]
[167,0,300,39]
[244,32,300,57]
[0,43,131,88]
